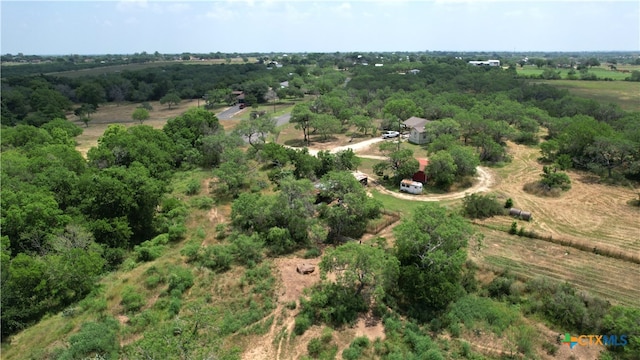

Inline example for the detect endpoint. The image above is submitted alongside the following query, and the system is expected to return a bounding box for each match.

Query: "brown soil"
[241,256,323,360]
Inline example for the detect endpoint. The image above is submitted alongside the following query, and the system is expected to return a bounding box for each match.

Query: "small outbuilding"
[352,171,368,186]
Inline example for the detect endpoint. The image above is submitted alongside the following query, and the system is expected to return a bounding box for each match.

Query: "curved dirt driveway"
[368,166,495,201]
[299,138,497,202]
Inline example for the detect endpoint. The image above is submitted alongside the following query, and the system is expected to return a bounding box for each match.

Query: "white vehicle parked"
[399,179,423,194]
[382,130,400,139]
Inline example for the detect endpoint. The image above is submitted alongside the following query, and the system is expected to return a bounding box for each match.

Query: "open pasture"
[538,79,640,111]
[472,227,640,308]
[72,100,235,156]
[482,142,640,256]
[517,65,637,80]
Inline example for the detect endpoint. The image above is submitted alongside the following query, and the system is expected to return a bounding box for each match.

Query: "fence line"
[472,222,640,265]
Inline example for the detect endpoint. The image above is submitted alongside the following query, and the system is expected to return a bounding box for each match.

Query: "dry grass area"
[482,141,640,255]
[471,227,640,307]
[469,141,640,307]
[73,100,238,157]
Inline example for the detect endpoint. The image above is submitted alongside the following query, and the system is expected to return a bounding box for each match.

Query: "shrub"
[201,245,233,272]
[509,221,518,235]
[424,349,444,360]
[168,297,182,316]
[55,318,119,360]
[462,193,504,219]
[294,314,312,335]
[307,338,323,358]
[513,131,539,145]
[540,165,571,191]
[121,286,145,313]
[513,325,535,356]
[145,274,164,289]
[504,198,513,208]
[542,341,558,355]
[215,223,227,239]
[342,347,360,360]
[180,241,200,263]
[167,266,194,295]
[460,341,471,358]
[303,247,321,259]
[285,301,297,310]
[231,233,264,266]
[190,196,214,209]
[487,274,515,299]
[134,234,169,261]
[168,224,187,242]
[134,244,165,262]
[185,179,201,195]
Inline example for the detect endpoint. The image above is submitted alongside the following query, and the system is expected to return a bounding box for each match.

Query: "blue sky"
[1,0,638,55]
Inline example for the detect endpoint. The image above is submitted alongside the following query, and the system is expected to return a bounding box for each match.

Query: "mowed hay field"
[472,142,640,306]
[470,228,640,307]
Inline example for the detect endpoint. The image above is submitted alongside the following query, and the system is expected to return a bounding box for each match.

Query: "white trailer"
[400,179,423,194]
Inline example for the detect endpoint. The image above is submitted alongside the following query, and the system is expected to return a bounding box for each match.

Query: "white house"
[468,60,501,66]
[402,116,431,145]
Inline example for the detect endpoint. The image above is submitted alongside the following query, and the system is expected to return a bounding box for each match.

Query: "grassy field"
[72,100,224,156]
[517,66,634,80]
[471,227,640,308]
[72,99,301,157]
[483,141,640,254]
[534,79,640,111]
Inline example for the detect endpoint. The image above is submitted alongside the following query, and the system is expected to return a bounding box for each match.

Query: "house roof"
[403,116,430,129]
[417,158,429,171]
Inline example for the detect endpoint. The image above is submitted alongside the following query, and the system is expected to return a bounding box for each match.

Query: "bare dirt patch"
[241,256,323,360]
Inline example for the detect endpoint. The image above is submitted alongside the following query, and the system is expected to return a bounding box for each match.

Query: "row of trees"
[1,60,353,128]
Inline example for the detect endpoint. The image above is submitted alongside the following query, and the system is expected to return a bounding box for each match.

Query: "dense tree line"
[1,62,310,126]
[0,107,237,336]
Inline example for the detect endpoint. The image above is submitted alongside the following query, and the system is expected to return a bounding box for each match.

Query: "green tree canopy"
[394,203,478,319]
[131,107,150,124]
[320,242,399,304]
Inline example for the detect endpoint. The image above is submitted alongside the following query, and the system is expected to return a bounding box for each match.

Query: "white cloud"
[116,0,148,12]
[205,3,237,20]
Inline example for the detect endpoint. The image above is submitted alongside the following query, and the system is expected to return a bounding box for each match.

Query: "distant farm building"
[468,60,501,67]
[402,116,431,145]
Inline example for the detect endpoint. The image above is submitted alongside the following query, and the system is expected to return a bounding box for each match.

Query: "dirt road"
[298,138,496,201]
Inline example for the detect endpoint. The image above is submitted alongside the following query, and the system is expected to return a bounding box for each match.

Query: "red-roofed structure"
[412,158,430,183]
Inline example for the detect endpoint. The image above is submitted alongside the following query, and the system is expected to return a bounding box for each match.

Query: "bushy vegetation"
[462,193,505,219]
